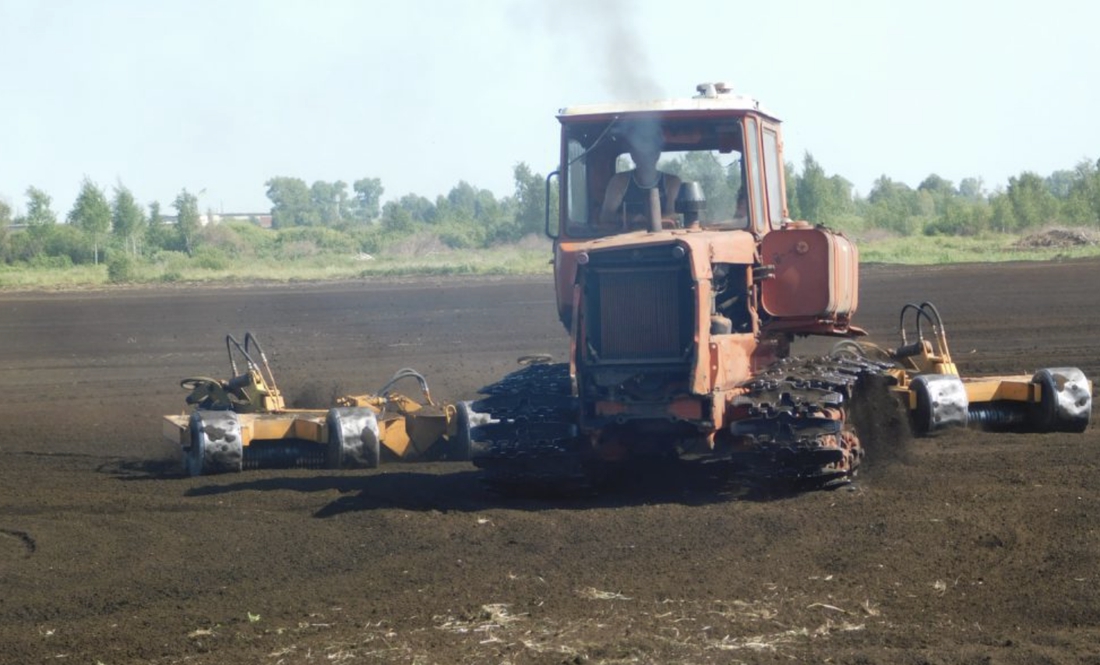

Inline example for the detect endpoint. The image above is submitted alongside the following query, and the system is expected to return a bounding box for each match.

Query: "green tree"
[68,178,111,264]
[867,175,921,235]
[395,193,436,225]
[1045,170,1077,199]
[661,152,738,221]
[17,187,56,261]
[917,173,955,217]
[380,200,415,233]
[352,177,384,222]
[827,174,855,219]
[783,161,801,220]
[924,196,991,236]
[917,174,954,196]
[111,184,146,257]
[25,186,57,227]
[795,153,842,224]
[513,162,548,237]
[145,201,175,252]
[1001,172,1058,231]
[433,182,515,242]
[265,177,318,228]
[1063,159,1100,226]
[477,189,514,242]
[310,180,349,226]
[958,177,985,201]
[174,189,201,255]
[0,198,11,262]
[438,181,480,224]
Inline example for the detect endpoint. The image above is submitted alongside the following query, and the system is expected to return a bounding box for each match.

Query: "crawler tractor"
[163,333,472,475]
[466,82,1092,493]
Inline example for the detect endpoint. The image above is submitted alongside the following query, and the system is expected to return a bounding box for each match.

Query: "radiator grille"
[596,267,685,360]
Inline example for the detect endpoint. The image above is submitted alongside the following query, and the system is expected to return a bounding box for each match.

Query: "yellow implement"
[834,302,1092,435]
[163,334,472,476]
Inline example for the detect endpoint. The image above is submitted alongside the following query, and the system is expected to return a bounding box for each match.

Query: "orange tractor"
[465,83,1092,493]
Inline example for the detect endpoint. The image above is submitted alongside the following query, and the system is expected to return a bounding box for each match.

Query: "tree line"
[0,163,554,277]
[785,154,1100,236]
[1,154,1098,277]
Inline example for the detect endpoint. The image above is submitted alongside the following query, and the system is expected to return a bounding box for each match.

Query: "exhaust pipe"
[648,186,662,233]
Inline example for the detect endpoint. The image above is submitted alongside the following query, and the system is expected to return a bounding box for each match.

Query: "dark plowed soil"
[1,261,1098,665]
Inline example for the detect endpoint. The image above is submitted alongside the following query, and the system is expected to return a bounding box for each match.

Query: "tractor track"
[469,355,898,494]
[468,362,593,494]
[729,354,897,487]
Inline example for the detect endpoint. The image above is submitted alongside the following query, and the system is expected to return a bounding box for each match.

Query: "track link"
[470,356,896,496]
[729,354,896,489]
[468,363,597,495]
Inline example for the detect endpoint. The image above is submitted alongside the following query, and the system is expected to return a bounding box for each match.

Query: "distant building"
[198,212,273,228]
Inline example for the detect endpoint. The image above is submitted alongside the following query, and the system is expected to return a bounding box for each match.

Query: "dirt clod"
[1014,227,1097,249]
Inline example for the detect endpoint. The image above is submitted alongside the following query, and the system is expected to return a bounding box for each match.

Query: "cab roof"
[557,82,781,124]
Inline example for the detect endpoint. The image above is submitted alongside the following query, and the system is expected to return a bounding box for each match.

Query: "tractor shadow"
[98,456,186,479]
[182,460,828,517]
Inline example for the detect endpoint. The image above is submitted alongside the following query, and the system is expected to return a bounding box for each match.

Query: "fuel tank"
[760,221,858,322]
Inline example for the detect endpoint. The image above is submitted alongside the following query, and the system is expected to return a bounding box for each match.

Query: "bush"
[231,220,278,256]
[27,253,74,269]
[351,227,386,255]
[198,223,258,258]
[437,224,486,249]
[278,240,318,260]
[191,246,231,270]
[30,224,94,265]
[386,232,450,257]
[148,250,187,282]
[107,254,136,283]
[151,249,188,265]
[277,226,354,254]
[146,221,184,254]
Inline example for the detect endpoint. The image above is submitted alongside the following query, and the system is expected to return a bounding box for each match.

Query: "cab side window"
[762,126,785,227]
[567,139,589,226]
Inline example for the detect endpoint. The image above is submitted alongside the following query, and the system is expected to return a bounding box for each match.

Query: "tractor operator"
[599,126,682,230]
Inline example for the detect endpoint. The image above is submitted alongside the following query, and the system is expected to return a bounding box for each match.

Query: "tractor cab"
[547,82,858,345]
[550,81,788,240]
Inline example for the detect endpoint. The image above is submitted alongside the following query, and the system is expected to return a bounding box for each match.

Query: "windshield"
[562,117,748,237]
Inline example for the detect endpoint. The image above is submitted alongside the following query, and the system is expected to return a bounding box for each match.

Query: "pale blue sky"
[1,0,1097,215]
